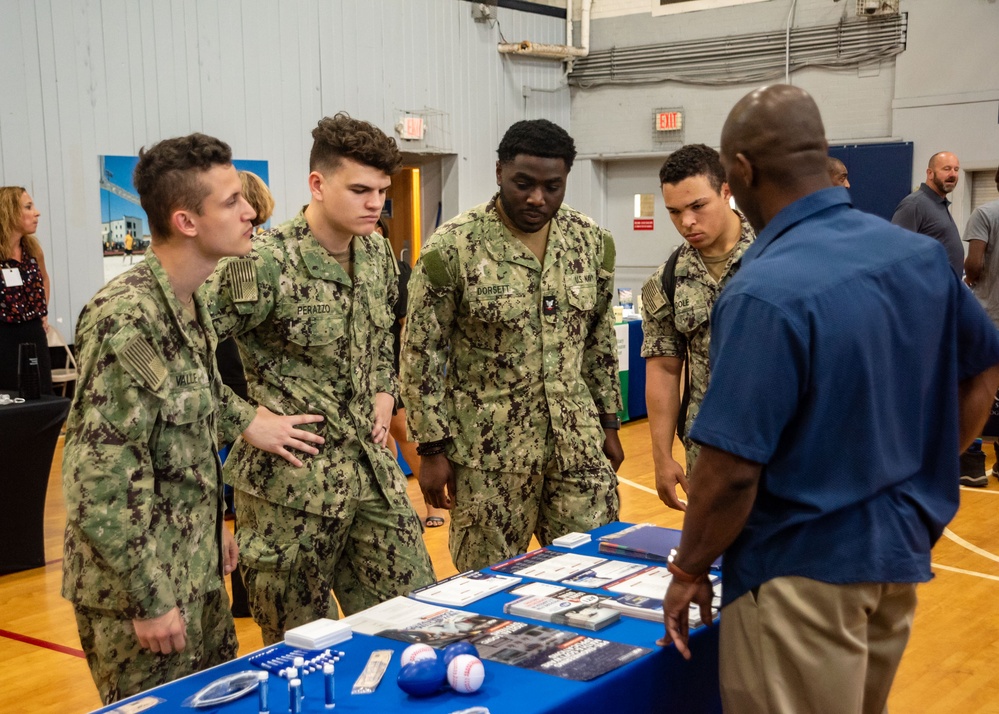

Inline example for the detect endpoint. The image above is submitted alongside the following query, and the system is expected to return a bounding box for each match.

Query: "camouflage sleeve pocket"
[236,528,301,573]
[673,304,711,333]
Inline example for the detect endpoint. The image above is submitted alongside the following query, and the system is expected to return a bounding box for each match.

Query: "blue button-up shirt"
[691,188,999,605]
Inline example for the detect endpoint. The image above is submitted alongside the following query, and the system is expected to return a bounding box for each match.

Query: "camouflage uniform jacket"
[209,211,400,516]
[401,196,622,473]
[640,212,755,452]
[62,252,254,619]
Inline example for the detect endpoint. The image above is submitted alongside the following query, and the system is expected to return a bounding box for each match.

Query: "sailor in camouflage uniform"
[401,120,623,572]
[208,114,434,645]
[63,134,323,704]
[640,144,755,510]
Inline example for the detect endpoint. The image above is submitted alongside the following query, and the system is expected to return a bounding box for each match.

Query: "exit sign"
[399,116,425,140]
[656,111,683,131]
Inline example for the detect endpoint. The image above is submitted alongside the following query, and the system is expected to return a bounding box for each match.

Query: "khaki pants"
[448,454,619,573]
[720,576,917,714]
[75,588,237,705]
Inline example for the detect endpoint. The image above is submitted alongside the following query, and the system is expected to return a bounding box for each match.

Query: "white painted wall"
[0,0,571,337]
[3,0,995,335]
[571,0,897,157]
[571,0,998,285]
[601,158,674,296]
[891,0,999,229]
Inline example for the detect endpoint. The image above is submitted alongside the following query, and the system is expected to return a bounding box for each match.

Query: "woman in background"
[239,170,274,234]
[0,186,51,394]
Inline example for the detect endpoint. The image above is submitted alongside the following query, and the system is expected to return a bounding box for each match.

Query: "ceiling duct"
[569,13,907,88]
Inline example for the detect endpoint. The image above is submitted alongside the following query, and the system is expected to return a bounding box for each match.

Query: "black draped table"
[0,392,70,574]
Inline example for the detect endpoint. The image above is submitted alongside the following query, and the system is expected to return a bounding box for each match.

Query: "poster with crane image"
[99,155,269,284]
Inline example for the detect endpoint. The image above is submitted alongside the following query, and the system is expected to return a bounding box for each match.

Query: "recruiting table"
[615,319,647,423]
[0,393,70,574]
[92,523,721,714]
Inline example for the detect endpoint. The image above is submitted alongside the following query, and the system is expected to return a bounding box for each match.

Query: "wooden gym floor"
[1,421,998,713]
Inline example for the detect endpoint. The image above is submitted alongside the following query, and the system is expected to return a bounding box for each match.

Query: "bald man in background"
[890,150,988,486]
[827,156,850,188]
[891,151,963,275]
[660,85,999,714]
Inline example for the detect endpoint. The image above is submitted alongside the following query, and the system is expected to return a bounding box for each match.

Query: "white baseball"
[447,654,485,694]
[400,643,437,666]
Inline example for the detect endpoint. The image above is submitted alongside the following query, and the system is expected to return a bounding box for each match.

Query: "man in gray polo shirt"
[892,151,963,276]
[892,152,985,485]
[964,166,999,484]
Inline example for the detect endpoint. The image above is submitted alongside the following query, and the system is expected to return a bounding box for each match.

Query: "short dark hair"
[310,112,402,176]
[497,120,576,171]
[133,133,233,238]
[658,144,726,193]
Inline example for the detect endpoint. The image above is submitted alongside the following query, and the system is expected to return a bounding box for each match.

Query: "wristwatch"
[600,416,622,430]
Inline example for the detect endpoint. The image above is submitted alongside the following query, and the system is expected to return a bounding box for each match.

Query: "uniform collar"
[292,210,367,287]
[482,194,567,272]
[740,187,851,268]
[675,208,755,280]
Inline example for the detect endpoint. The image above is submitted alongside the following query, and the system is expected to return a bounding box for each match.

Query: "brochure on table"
[491,548,608,581]
[504,582,619,630]
[345,596,650,682]
[598,522,722,569]
[410,570,522,606]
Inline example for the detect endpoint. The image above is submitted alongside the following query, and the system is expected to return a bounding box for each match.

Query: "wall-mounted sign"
[635,193,656,218]
[656,111,683,131]
[633,219,654,231]
[398,116,426,140]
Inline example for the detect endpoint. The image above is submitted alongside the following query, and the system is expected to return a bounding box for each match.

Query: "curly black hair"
[310,112,402,176]
[658,144,725,193]
[497,119,576,171]
[133,133,232,238]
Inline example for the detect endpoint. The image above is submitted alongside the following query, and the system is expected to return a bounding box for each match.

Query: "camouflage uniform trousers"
[74,588,236,705]
[448,443,620,572]
[235,470,435,645]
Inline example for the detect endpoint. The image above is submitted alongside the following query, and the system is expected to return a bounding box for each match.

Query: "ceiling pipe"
[497,0,591,64]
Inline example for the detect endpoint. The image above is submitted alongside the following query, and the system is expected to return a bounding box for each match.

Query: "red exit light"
[656,112,683,131]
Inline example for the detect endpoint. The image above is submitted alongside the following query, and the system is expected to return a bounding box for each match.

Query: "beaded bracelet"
[416,439,450,457]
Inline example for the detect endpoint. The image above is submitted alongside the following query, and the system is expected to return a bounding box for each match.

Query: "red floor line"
[46,557,63,565]
[0,628,85,658]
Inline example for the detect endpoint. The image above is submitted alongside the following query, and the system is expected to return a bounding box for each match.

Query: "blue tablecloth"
[626,319,647,421]
[92,523,720,714]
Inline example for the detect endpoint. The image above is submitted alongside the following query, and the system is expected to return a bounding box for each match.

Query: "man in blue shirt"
[660,85,999,714]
